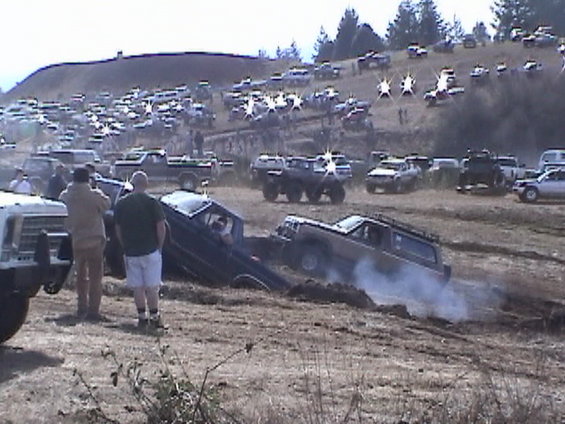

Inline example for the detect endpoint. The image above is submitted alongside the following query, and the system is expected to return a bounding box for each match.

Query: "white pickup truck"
[0,192,72,343]
[496,156,529,185]
[365,158,421,193]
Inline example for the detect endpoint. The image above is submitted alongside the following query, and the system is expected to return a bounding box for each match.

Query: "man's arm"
[156,220,166,251]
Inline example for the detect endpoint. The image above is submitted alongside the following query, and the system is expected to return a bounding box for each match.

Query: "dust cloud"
[350,258,502,322]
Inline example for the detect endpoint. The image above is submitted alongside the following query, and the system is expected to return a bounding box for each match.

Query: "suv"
[513,168,565,202]
[457,150,506,194]
[463,34,477,48]
[313,62,341,80]
[365,158,421,193]
[272,214,451,283]
[357,51,391,71]
[0,192,72,343]
[262,157,347,204]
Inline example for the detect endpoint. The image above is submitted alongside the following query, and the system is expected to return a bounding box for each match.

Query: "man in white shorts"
[114,171,166,328]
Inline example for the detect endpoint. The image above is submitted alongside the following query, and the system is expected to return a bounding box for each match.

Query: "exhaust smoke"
[350,258,500,322]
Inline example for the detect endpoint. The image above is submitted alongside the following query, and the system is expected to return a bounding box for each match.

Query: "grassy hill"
[4,43,564,159]
[5,52,279,101]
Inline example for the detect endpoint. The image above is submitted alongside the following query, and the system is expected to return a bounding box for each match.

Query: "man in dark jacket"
[45,164,67,199]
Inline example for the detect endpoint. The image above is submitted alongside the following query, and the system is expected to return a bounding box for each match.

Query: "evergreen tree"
[417,0,445,45]
[276,41,301,61]
[492,0,533,37]
[333,7,359,60]
[351,23,385,56]
[387,0,419,50]
[446,15,465,42]
[313,26,334,62]
[472,21,490,43]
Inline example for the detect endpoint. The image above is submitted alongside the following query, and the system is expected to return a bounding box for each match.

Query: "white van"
[538,149,565,171]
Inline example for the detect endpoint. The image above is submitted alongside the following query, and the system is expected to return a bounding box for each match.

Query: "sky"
[0,0,494,92]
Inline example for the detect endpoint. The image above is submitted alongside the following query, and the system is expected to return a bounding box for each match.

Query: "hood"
[0,191,67,216]
[368,168,396,177]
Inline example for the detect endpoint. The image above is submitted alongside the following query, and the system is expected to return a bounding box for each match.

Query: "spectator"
[114,171,166,329]
[59,167,111,320]
[9,168,32,194]
[45,164,67,200]
[194,130,204,157]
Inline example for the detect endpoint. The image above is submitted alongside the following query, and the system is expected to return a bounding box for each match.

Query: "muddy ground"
[1,186,564,423]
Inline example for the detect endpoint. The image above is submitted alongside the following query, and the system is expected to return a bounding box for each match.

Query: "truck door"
[142,153,167,179]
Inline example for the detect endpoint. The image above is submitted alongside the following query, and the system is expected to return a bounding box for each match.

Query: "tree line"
[305,0,565,62]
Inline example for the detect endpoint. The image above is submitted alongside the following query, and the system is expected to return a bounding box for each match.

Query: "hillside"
[3,42,564,159]
[5,52,278,100]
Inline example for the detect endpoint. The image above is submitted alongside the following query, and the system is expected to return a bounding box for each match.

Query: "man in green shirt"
[115,171,166,328]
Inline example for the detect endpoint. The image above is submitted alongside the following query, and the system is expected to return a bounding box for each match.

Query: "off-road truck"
[272,214,451,283]
[262,157,348,204]
[0,192,72,343]
[457,150,507,194]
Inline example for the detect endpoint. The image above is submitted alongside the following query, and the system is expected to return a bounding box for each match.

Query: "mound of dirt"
[6,52,274,101]
[286,279,376,309]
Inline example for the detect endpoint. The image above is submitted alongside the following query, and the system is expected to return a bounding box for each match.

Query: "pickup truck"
[0,191,73,343]
[113,149,217,190]
[366,158,421,193]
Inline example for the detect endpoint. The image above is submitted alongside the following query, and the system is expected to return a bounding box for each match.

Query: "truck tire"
[306,187,323,203]
[298,245,328,277]
[179,173,198,191]
[262,182,279,202]
[329,184,346,204]
[285,182,303,203]
[522,186,539,203]
[0,294,30,344]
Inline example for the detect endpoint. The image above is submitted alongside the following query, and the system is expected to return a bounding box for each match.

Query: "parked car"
[365,158,421,193]
[357,51,391,71]
[513,168,565,202]
[407,43,428,58]
[272,214,451,283]
[538,149,565,171]
[313,62,341,80]
[463,34,477,48]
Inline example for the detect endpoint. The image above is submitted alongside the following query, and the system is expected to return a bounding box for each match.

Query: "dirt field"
[1,185,564,423]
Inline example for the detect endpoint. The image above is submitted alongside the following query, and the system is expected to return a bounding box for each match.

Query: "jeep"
[262,157,348,204]
[0,192,72,343]
[272,214,451,283]
[457,150,507,194]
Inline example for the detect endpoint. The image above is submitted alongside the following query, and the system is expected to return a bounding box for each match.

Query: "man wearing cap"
[59,167,111,320]
[114,171,166,328]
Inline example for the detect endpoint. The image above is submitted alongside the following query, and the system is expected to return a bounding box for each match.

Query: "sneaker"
[137,318,149,328]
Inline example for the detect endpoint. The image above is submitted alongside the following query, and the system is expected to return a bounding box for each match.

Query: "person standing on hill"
[114,171,166,328]
[59,167,110,320]
[194,130,204,157]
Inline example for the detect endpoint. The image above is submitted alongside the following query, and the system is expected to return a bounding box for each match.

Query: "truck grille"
[18,216,66,256]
